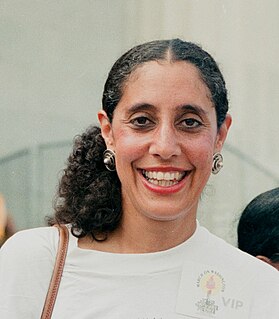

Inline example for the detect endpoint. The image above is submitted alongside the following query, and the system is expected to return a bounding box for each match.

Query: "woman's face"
[99,60,231,225]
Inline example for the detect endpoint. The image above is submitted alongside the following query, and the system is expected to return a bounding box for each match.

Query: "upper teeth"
[142,170,184,181]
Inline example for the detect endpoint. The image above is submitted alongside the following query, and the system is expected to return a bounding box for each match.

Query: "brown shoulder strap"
[40,224,69,319]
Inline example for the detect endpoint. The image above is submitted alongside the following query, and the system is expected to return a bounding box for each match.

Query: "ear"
[98,110,114,149]
[256,255,272,265]
[214,114,232,153]
[256,256,279,270]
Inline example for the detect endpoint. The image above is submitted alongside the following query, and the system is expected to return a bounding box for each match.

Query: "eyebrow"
[178,104,209,116]
[125,103,209,116]
[126,103,157,115]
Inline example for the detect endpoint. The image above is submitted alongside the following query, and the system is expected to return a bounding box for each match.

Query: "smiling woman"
[0,39,278,319]
[98,60,225,231]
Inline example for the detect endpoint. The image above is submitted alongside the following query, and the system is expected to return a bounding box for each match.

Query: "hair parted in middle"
[103,38,228,128]
[52,38,229,240]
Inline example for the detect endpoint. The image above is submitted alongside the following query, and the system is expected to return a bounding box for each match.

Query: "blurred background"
[0,0,278,245]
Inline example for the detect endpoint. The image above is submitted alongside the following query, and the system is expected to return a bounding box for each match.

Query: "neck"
[117,215,197,253]
[79,209,197,254]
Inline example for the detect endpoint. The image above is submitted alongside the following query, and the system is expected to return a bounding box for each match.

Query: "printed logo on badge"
[195,270,226,316]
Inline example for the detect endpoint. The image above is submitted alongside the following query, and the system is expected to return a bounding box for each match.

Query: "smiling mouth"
[142,170,187,187]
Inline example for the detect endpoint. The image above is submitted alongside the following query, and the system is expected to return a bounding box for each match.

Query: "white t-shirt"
[0,224,278,319]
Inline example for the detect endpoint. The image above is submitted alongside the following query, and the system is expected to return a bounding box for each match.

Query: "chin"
[142,206,194,222]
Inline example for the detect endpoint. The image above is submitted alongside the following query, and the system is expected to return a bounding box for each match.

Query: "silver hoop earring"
[103,149,116,171]
[212,153,223,175]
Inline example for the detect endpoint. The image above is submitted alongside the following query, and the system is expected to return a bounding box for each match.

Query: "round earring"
[103,149,116,171]
[212,153,223,175]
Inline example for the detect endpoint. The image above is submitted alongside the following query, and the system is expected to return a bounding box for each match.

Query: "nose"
[149,124,181,160]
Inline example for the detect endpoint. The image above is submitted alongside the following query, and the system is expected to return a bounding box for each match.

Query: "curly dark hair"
[52,38,229,239]
[52,126,122,240]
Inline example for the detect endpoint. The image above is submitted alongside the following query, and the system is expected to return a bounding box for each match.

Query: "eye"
[179,117,203,129]
[130,116,154,128]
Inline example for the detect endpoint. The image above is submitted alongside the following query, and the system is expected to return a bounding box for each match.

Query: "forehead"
[128,60,204,84]
[118,60,213,110]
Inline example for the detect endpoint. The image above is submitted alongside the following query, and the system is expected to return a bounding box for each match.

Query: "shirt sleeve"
[0,226,59,319]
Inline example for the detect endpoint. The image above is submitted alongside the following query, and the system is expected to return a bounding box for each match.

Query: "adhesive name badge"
[176,262,253,319]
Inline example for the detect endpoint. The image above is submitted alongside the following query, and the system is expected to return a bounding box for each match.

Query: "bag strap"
[40,224,69,319]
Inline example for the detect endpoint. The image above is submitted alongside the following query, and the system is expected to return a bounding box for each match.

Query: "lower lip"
[140,172,189,195]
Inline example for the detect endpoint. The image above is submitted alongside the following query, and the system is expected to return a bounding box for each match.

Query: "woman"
[0,194,16,248]
[0,194,8,245]
[238,187,279,271]
[0,39,278,318]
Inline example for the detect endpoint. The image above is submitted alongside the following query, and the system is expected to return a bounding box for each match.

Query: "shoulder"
[0,226,62,317]
[197,227,279,316]
[199,226,279,279]
[0,226,60,263]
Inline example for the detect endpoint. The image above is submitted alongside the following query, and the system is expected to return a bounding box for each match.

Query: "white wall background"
[1,0,278,244]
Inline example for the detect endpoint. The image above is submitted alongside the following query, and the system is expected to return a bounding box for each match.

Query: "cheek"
[113,130,148,167]
[187,137,215,168]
